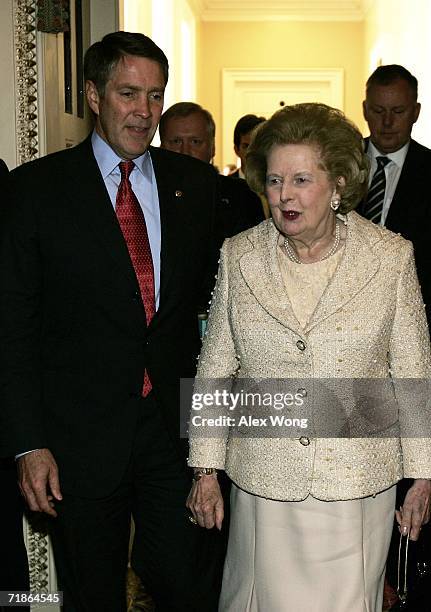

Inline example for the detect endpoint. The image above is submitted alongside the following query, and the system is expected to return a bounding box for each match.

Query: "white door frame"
[222,68,344,169]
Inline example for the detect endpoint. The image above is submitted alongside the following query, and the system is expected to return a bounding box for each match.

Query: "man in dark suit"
[360,64,431,321]
[360,64,431,612]
[159,101,264,239]
[0,32,221,612]
[0,158,30,612]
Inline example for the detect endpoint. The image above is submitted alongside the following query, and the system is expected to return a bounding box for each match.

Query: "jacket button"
[299,436,310,446]
[297,388,307,397]
[133,291,140,301]
[296,340,306,351]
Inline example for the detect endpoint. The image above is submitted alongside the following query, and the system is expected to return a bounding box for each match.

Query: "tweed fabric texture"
[278,238,344,328]
[188,212,431,501]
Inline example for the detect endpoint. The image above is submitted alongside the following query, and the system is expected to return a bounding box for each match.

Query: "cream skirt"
[219,484,396,612]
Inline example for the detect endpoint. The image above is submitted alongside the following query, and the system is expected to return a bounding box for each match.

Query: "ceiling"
[188,0,371,21]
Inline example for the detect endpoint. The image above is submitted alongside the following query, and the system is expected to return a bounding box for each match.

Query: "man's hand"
[17,448,62,517]
[396,478,431,541]
[186,474,224,530]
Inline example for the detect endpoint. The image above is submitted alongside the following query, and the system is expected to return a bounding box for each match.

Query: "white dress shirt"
[92,131,161,308]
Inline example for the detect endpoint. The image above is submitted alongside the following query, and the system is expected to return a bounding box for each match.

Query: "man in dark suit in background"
[228,114,268,216]
[159,102,264,240]
[159,101,260,578]
[360,64,431,612]
[0,158,30,612]
[361,64,431,321]
[0,32,222,612]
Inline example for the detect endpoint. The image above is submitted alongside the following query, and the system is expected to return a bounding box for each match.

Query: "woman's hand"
[396,478,431,540]
[186,473,224,530]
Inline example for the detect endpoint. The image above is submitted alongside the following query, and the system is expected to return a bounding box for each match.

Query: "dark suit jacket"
[228,169,240,179]
[0,159,8,181]
[216,173,264,242]
[0,158,30,598]
[0,137,218,496]
[360,138,431,324]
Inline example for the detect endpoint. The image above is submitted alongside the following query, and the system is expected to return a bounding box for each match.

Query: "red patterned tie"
[116,160,155,396]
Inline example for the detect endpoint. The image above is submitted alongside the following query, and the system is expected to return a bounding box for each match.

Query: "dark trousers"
[0,458,30,612]
[49,394,223,612]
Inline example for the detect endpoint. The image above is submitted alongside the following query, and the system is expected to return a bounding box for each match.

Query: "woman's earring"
[330,197,340,211]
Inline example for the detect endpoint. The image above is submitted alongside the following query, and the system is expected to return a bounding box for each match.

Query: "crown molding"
[187,1,367,22]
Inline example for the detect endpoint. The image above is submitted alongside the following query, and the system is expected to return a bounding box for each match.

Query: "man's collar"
[91,130,150,178]
[367,139,410,167]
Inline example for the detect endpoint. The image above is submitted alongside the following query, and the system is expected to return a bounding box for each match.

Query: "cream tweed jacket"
[189,212,431,501]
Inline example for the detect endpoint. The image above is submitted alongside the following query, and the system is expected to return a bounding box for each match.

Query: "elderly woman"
[186,103,431,612]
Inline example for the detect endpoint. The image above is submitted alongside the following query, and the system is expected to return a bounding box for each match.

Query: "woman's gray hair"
[246,103,369,213]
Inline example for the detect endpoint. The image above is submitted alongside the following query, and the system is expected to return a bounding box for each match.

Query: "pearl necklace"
[283,221,341,264]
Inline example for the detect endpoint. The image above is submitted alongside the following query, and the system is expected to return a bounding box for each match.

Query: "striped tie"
[363,156,390,224]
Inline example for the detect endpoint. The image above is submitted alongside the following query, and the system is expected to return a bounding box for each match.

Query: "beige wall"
[363,0,431,147]
[194,7,202,81]
[197,20,364,169]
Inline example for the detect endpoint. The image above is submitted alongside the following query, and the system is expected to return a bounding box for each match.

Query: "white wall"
[364,0,431,146]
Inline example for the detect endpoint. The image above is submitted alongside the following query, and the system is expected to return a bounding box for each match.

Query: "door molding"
[222,68,344,168]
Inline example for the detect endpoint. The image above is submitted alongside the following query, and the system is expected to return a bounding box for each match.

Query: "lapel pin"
[175,190,183,197]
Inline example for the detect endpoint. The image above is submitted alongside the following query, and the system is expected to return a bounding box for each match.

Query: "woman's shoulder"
[348,211,412,254]
[223,218,275,253]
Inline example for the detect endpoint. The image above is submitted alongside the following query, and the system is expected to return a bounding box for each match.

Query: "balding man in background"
[159,102,265,241]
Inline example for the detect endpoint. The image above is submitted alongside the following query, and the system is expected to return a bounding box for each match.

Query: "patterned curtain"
[36,0,70,33]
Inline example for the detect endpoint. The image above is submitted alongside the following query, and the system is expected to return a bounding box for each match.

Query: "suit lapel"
[305,213,380,332]
[239,214,380,335]
[363,139,424,233]
[239,221,303,334]
[66,137,140,292]
[68,143,205,320]
[385,140,419,231]
[149,147,185,309]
